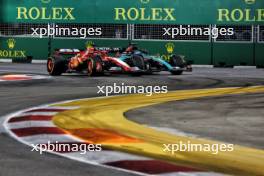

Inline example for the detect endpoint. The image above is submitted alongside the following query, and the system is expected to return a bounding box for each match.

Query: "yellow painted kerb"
[52,86,264,176]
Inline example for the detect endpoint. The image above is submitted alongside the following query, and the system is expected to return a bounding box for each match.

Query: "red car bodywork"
[67,47,132,72]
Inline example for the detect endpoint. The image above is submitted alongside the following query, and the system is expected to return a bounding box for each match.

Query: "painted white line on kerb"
[2,103,149,176]
[19,112,59,116]
[0,117,6,133]
[2,97,222,176]
[7,121,55,130]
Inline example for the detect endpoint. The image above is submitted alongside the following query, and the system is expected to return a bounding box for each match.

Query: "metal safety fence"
[215,25,253,43]
[133,24,210,41]
[258,26,264,43]
[0,23,263,43]
[0,23,129,40]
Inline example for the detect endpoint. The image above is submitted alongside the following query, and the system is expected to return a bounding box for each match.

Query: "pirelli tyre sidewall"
[87,56,104,76]
[47,56,67,76]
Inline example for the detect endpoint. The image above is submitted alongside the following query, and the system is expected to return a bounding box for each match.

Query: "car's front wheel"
[87,56,104,76]
[169,55,186,75]
[170,55,186,68]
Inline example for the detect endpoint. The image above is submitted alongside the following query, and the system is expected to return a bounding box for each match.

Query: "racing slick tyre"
[47,56,67,76]
[131,55,152,75]
[170,55,186,68]
[132,55,145,69]
[87,56,104,76]
[130,55,144,76]
[171,70,183,75]
[169,55,186,75]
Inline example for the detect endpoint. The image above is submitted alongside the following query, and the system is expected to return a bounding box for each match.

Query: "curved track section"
[4,103,210,176]
[1,63,264,176]
[4,86,264,176]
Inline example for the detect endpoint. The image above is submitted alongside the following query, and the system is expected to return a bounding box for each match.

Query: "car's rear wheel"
[131,55,152,75]
[171,70,183,75]
[170,55,186,68]
[47,57,67,76]
[129,55,144,76]
[169,55,186,75]
[87,56,104,76]
[132,55,145,69]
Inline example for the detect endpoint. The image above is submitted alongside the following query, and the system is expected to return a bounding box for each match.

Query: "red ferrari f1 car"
[47,47,145,76]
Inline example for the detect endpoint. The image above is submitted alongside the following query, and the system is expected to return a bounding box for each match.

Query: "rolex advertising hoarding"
[0,0,263,66]
[1,0,264,24]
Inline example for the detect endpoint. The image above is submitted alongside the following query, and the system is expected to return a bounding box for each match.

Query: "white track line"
[0,117,5,133]
[2,105,149,176]
[18,112,59,116]
[7,121,55,130]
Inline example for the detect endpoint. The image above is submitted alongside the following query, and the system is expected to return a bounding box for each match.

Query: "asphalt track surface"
[0,63,264,176]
